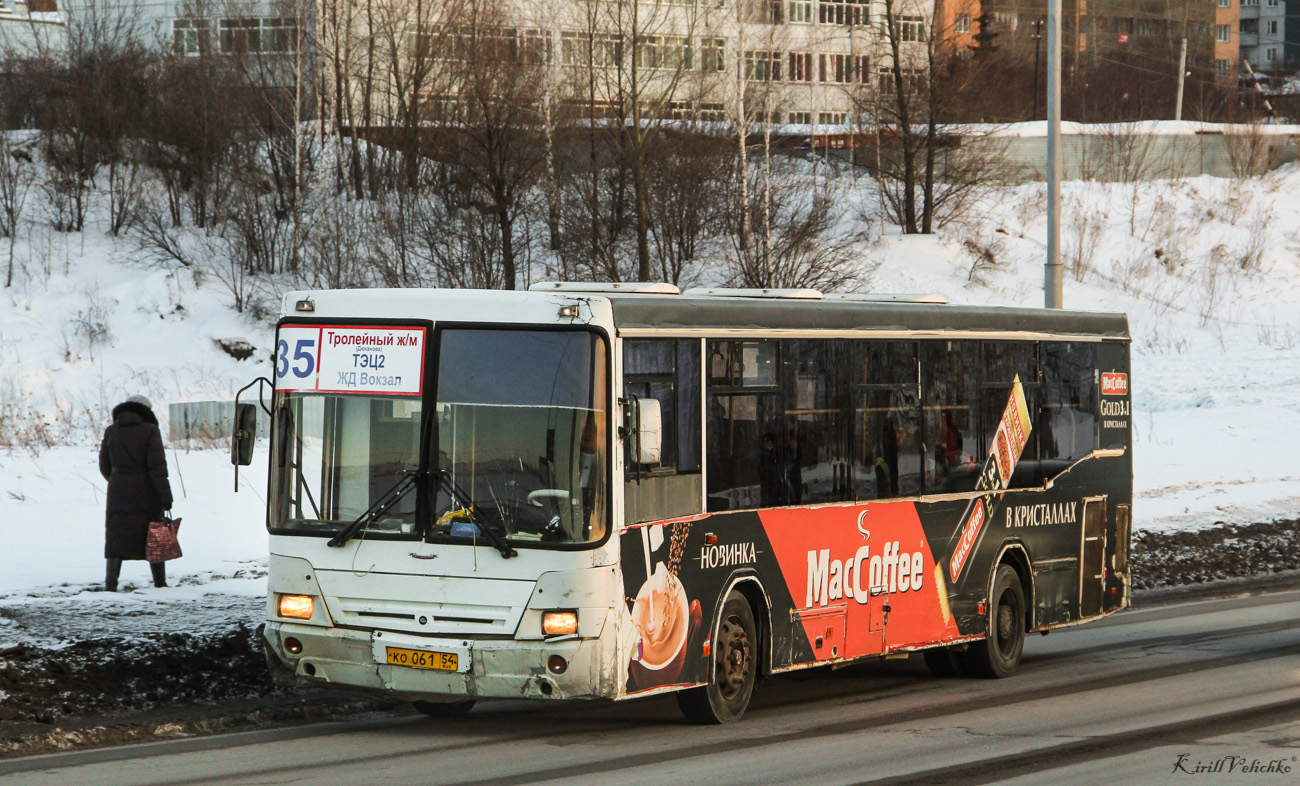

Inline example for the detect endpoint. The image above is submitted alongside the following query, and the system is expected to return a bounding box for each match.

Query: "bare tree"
[852,0,1004,233]
[726,163,861,290]
[0,133,37,287]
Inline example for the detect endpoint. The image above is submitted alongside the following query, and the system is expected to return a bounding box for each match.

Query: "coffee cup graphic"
[628,564,698,689]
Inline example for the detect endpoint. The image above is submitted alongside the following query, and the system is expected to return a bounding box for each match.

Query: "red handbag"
[146,515,183,563]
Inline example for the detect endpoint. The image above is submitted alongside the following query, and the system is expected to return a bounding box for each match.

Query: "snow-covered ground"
[2,155,1298,651]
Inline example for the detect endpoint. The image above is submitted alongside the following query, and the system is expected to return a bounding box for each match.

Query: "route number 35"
[277,338,316,379]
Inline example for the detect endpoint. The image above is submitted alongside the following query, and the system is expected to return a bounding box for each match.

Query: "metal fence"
[168,400,270,443]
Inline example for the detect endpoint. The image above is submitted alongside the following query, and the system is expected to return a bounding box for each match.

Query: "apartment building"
[346,0,957,128]
[1215,0,1240,79]
[1236,0,1285,71]
[975,0,1217,79]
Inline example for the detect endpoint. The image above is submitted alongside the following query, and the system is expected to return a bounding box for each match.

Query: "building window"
[1216,24,1230,43]
[819,0,869,26]
[745,49,782,81]
[219,17,299,55]
[818,112,847,125]
[700,38,726,72]
[788,0,813,23]
[171,18,211,56]
[955,13,971,34]
[1266,47,1277,62]
[562,32,622,68]
[636,35,691,71]
[747,0,783,23]
[878,66,924,93]
[820,53,866,83]
[788,51,814,81]
[886,15,926,42]
[1267,20,1278,35]
[1241,0,1257,6]
[1217,0,1230,6]
[1216,58,1231,76]
[789,111,812,125]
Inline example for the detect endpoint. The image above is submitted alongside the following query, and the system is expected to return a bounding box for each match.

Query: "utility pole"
[1045,0,1063,308]
[1174,37,1187,121]
[1032,19,1044,120]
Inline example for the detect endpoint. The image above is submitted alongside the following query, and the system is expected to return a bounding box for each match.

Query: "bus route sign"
[275,324,426,396]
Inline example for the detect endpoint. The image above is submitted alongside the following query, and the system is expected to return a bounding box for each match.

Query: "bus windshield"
[432,329,608,546]
[269,392,424,536]
[268,328,608,547]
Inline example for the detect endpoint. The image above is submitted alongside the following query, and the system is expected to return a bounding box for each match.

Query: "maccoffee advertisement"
[619,501,961,695]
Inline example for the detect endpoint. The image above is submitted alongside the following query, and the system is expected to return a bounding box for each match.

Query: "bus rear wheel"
[677,592,757,724]
[412,698,476,718]
[964,564,1026,679]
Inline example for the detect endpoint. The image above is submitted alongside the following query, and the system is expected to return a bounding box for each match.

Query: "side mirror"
[636,398,662,465]
[232,402,257,466]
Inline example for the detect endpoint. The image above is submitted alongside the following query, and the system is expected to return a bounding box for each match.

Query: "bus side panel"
[922,455,1130,631]
[618,448,1134,694]
[617,501,964,695]
[618,512,814,695]
[1097,341,1133,613]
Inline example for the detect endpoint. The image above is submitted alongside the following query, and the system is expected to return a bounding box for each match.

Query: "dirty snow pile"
[1,149,1299,654]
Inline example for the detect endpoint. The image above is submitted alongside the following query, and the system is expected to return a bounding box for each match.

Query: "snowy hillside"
[2,149,1299,629]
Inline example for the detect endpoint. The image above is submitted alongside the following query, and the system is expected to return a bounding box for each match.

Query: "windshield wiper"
[436,469,517,559]
[327,470,419,548]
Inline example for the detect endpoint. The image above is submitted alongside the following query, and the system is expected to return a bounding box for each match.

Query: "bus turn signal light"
[278,594,314,620]
[542,611,578,637]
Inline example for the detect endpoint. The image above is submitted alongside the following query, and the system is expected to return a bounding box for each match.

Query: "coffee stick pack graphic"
[945,377,1032,585]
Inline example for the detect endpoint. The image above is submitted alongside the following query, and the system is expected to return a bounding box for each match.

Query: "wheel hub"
[715,616,752,700]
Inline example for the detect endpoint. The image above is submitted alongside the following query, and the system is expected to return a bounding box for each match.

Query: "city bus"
[235,283,1132,724]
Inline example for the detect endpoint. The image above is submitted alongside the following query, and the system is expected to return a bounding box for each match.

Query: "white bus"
[237,283,1132,723]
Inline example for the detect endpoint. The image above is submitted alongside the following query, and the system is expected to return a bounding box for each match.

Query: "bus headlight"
[542,610,578,637]
[278,594,315,620]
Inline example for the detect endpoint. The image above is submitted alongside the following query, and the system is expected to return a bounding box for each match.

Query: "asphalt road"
[4,588,1299,786]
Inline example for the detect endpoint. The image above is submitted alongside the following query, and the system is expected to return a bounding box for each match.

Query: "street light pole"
[1032,19,1044,121]
[1045,0,1063,308]
[1175,37,1187,121]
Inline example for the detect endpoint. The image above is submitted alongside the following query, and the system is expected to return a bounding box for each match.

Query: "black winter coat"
[99,401,174,560]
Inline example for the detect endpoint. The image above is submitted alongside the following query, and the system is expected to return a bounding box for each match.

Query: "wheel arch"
[718,572,772,678]
[992,541,1035,631]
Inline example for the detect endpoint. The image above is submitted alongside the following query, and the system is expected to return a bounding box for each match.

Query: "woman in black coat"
[99,394,174,590]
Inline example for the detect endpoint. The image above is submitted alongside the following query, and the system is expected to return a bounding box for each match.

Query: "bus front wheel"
[964,564,1026,679]
[677,592,757,724]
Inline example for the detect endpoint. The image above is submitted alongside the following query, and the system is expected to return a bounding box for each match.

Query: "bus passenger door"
[1079,496,1107,618]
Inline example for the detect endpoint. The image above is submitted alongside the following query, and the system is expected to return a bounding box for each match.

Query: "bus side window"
[981,341,1041,489]
[853,341,922,500]
[921,340,980,494]
[780,339,851,505]
[1039,342,1098,475]
[706,340,782,511]
[624,339,701,475]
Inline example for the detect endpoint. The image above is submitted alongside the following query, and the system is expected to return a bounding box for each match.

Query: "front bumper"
[264,615,620,702]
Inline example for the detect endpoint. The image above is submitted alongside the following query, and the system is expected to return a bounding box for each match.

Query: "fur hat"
[125,394,153,409]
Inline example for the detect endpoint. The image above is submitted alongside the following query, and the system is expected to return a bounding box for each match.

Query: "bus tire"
[964,564,1026,679]
[922,647,969,678]
[412,698,476,718]
[676,592,757,724]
